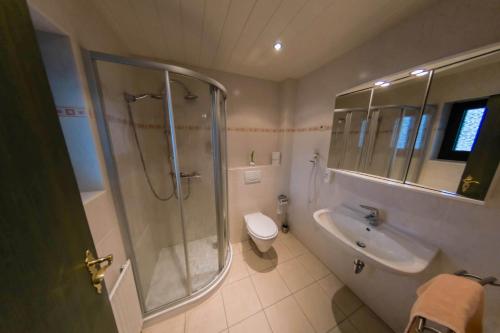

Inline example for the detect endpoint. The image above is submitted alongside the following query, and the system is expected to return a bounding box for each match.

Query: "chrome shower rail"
[87,50,228,96]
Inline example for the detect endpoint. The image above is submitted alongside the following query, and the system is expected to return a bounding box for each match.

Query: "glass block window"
[453,107,486,152]
[358,119,367,148]
[438,99,488,162]
[415,114,429,150]
[396,116,412,149]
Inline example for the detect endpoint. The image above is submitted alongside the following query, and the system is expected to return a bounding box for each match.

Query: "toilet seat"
[244,212,278,240]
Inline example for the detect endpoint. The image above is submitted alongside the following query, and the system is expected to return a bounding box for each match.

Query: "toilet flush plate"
[244,170,261,184]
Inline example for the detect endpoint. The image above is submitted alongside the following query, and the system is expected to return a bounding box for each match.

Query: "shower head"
[170,79,198,100]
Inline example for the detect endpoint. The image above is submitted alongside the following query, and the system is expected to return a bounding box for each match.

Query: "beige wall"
[288,0,500,332]
[197,68,282,167]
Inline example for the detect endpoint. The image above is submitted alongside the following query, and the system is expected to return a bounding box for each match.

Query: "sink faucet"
[359,204,380,226]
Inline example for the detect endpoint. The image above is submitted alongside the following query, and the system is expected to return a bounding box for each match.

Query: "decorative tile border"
[105,113,332,133]
[57,106,87,118]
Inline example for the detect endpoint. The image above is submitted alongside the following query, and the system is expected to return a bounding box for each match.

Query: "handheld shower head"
[124,79,198,103]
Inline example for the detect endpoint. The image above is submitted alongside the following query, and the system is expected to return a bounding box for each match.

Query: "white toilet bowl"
[244,212,278,253]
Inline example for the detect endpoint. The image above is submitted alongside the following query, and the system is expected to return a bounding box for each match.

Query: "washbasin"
[313,206,438,275]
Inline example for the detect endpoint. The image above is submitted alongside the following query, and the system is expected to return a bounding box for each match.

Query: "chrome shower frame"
[82,49,231,318]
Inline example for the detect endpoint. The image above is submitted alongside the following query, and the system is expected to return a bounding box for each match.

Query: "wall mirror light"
[328,48,500,201]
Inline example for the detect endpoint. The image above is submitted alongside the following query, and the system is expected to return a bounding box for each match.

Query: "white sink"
[313,206,438,275]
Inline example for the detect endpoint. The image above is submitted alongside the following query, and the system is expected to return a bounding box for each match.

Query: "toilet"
[244,212,278,253]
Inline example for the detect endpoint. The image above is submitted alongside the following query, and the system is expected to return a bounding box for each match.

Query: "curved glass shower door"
[87,53,229,315]
[168,73,219,293]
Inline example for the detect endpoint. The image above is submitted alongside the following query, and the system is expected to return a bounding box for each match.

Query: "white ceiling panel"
[199,0,230,68]
[90,0,435,81]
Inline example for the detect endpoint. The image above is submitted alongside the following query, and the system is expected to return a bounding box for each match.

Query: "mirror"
[328,48,500,201]
[329,89,371,170]
[407,51,500,199]
[361,75,430,181]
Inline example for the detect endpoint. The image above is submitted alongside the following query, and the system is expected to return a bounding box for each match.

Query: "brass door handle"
[85,250,113,294]
[461,175,480,193]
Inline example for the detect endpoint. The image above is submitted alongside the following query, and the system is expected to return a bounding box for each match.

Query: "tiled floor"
[143,232,394,333]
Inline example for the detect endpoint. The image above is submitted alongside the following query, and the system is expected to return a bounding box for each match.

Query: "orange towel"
[405,274,484,333]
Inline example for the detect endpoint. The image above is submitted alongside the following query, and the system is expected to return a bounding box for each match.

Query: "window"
[415,114,429,150]
[358,119,367,148]
[396,116,413,149]
[453,107,486,151]
[438,99,488,161]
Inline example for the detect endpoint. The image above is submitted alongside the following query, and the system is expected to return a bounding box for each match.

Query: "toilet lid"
[244,213,278,239]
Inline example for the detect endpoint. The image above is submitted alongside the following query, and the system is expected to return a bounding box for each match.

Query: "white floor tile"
[222,277,262,326]
[228,311,272,333]
[142,313,185,333]
[185,292,227,333]
[264,296,315,333]
[277,258,315,292]
[349,306,394,333]
[251,270,291,307]
[294,283,346,333]
[297,252,330,280]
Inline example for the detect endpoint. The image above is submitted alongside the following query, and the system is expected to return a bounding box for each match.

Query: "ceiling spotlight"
[416,71,429,77]
[381,82,391,87]
[273,41,283,51]
[374,81,385,86]
[411,69,424,75]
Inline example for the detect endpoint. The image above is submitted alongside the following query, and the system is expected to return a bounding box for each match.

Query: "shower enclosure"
[84,51,230,315]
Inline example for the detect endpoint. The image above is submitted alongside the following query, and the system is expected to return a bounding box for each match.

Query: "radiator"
[109,260,143,333]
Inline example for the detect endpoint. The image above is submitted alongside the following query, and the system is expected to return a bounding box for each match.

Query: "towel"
[405,274,484,333]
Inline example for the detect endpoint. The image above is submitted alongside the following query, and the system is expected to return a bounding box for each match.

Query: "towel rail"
[455,270,500,286]
[413,270,498,333]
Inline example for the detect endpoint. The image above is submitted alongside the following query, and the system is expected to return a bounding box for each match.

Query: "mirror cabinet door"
[362,75,430,181]
[406,51,500,199]
[328,89,371,171]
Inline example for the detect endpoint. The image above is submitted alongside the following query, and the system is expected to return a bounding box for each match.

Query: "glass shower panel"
[94,61,189,311]
[168,73,219,292]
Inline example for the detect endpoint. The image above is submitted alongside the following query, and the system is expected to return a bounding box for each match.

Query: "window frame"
[437,98,488,162]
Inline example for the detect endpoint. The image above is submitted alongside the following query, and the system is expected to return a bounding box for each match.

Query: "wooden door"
[0,1,118,332]
[457,94,500,200]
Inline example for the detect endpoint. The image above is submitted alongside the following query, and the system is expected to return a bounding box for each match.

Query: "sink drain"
[356,241,366,248]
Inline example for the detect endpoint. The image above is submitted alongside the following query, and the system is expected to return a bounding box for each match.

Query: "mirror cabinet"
[328,48,500,201]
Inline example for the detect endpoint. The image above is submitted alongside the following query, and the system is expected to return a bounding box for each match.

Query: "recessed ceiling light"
[273,41,283,51]
[416,71,429,77]
[411,69,424,75]
[374,81,385,86]
[381,82,391,87]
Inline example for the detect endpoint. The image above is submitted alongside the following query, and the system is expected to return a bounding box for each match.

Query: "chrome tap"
[359,204,380,226]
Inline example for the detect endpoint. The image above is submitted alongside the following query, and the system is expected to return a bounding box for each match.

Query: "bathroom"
[1,0,500,332]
